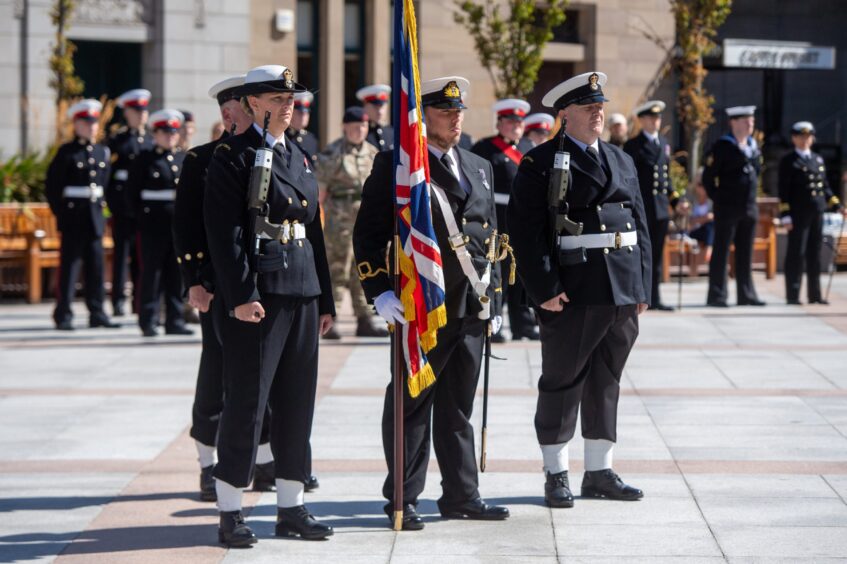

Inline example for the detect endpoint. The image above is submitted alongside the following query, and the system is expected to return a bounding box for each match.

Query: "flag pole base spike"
[393,511,403,531]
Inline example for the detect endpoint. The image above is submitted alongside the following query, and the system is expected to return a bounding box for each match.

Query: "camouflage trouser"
[324,197,370,318]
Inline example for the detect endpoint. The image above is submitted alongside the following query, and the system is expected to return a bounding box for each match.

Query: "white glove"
[374,291,406,325]
[490,315,503,335]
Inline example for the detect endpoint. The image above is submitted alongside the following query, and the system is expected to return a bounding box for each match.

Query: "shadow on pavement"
[0,491,198,513]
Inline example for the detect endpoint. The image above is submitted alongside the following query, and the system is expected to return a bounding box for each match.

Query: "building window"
[344,0,365,108]
[297,0,319,132]
[538,8,580,44]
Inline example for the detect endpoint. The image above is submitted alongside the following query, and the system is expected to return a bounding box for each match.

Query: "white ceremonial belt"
[63,185,103,199]
[259,223,307,241]
[493,192,511,205]
[558,230,638,250]
[140,189,176,201]
[113,169,129,182]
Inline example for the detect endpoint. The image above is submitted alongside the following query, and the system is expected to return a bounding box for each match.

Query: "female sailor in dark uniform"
[204,65,335,546]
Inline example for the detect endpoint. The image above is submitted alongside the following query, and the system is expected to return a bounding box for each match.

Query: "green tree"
[672,0,732,179]
[453,0,568,99]
[49,0,84,143]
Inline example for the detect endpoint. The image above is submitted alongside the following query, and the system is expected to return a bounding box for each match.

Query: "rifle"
[547,118,583,242]
[246,112,275,282]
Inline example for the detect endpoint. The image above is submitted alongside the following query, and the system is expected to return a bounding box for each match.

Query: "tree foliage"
[49,0,84,143]
[671,0,732,178]
[453,0,568,99]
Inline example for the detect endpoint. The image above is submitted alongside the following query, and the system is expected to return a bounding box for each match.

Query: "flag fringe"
[407,360,436,399]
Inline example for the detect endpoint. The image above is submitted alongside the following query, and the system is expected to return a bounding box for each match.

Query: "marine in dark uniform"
[508,71,648,509]
[523,113,554,147]
[353,76,509,530]
[471,99,539,341]
[286,91,320,163]
[128,109,193,337]
[173,74,284,502]
[458,131,474,150]
[623,100,682,310]
[779,121,845,305]
[46,100,119,331]
[204,65,335,546]
[107,88,153,316]
[356,84,395,150]
[703,105,765,307]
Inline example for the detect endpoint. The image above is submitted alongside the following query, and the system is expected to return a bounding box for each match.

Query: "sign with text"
[723,39,836,70]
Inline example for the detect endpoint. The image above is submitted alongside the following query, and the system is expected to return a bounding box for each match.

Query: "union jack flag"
[393,0,447,398]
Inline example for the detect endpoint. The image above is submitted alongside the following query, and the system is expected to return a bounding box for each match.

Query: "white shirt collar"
[566,134,599,154]
[795,148,812,159]
[253,122,286,149]
[642,130,659,143]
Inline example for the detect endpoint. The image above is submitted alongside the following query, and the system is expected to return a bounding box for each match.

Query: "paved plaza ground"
[1,273,847,563]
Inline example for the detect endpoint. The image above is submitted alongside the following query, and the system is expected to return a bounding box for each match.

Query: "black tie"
[275,142,290,167]
[441,153,456,176]
[586,146,609,178]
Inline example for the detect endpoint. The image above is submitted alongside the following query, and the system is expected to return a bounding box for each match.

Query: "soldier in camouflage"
[316,106,388,339]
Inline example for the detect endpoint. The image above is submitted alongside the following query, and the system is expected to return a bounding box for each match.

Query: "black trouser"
[214,295,319,488]
[785,211,824,302]
[53,226,107,324]
[707,213,759,305]
[649,218,669,306]
[534,305,638,445]
[138,229,184,331]
[382,316,485,508]
[190,297,271,449]
[502,252,537,337]
[110,214,138,309]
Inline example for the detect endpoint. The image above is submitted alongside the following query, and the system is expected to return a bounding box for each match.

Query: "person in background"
[46,100,119,331]
[688,170,714,263]
[523,113,554,147]
[178,109,196,151]
[356,84,394,151]
[607,112,628,147]
[286,91,319,164]
[210,121,225,141]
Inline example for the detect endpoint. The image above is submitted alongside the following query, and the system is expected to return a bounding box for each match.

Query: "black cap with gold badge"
[420,76,471,109]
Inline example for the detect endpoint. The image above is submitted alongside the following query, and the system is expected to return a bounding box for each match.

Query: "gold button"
[197,251,204,259]
[818,183,824,188]
[628,246,633,253]
[663,164,668,170]
[288,197,293,204]
[653,173,659,179]
[172,165,178,172]
[484,238,490,244]
[596,205,602,212]
[297,240,304,247]
[603,248,610,255]
[89,170,97,177]
[464,235,470,243]
[86,145,93,152]
[176,257,182,264]
[600,224,606,232]
[88,157,95,164]
[482,222,488,229]
[626,222,632,229]
[76,162,84,169]
[653,189,658,195]
[461,218,467,225]
[153,171,160,178]
[99,162,105,168]
[301,200,308,207]
[175,178,179,185]
[654,165,659,170]
[184,254,192,261]
[167,154,174,162]
[653,182,659,188]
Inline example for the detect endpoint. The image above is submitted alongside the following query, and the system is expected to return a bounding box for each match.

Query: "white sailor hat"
[493,98,530,119]
[608,113,627,126]
[294,91,315,112]
[542,71,609,109]
[633,100,666,117]
[791,121,815,135]
[356,84,391,105]
[420,76,469,109]
[208,75,245,105]
[67,99,102,121]
[149,109,185,132]
[523,113,554,132]
[116,89,151,109]
[234,65,307,97]
[725,105,756,118]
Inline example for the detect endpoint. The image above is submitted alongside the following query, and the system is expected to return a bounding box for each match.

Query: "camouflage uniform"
[316,138,378,319]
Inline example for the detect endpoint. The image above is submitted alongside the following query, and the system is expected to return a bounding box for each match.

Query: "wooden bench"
[0,203,113,303]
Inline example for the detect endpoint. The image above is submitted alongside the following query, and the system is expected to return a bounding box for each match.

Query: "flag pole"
[391,0,404,532]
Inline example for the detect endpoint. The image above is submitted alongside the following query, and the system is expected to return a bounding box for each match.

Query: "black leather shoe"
[218,510,257,547]
[112,302,125,317]
[251,461,276,492]
[199,465,216,502]
[544,471,574,508]
[356,317,389,337]
[384,502,425,530]
[322,326,341,340]
[649,303,675,311]
[305,475,320,492]
[706,301,729,308]
[165,325,194,335]
[490,332,507,344]
[275,505,334,540]
[55,320,74,331]
[90,316,120,328]
[439,498,509,520]
[787,299,802,305]
[581,469,643,501]
[738,299,766,306]
[512,327,540,341]
[141,326,158,337]
[810,298,830,305]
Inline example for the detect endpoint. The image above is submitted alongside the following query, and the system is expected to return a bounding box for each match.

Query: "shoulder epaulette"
[215,143,231,153]
[186,150,198,158]
[521,156,534,165]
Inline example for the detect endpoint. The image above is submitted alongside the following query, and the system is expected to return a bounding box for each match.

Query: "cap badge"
[443,81,461,98]
[283,68,294,89]
[651,105,661,113]
[588,73,600,91]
